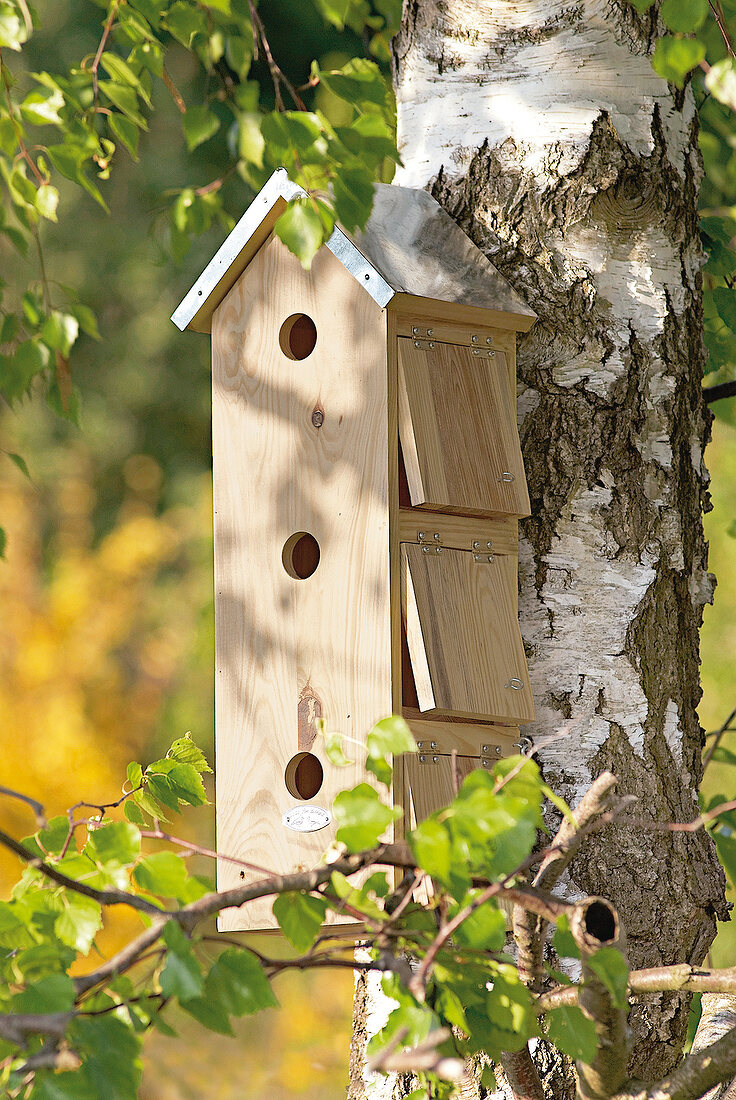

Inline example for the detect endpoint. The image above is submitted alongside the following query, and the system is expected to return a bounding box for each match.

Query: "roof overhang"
[171,168,393,333]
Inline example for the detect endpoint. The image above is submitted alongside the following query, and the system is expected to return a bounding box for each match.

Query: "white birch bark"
[350,2,728,1096]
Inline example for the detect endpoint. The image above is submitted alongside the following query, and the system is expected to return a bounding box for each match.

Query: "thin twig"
[704,706,736,767]
[140,826,275,876]
[0,785,46,827]
[708,0,736,60]
[89,1,119,104]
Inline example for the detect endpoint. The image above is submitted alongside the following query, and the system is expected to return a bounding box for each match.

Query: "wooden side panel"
[398,509,518,557]
[212,234,391,930]
[403,712,519,757]
[401,543,535,724]
[404,755,481,822]
[397,338,530,518]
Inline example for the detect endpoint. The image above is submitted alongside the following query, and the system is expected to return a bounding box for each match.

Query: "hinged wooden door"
[401,541,535,724]
[397,337,530,517]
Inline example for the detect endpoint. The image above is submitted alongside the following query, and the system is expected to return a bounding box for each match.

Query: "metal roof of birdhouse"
[171,167,536,334]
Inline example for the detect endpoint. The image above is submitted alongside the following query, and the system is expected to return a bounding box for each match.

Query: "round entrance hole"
[285,752,324,800]
[282,531,320,579]
[279,313,317,360]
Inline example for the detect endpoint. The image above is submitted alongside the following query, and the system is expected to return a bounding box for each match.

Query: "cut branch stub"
[570,897,620,955]
[572,897,629,1100]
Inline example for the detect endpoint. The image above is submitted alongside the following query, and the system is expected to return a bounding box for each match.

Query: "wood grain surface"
[402,542,535,723]
[211,234,391,930]
[397,338,530,517]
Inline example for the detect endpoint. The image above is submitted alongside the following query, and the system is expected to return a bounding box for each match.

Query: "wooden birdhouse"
[172,168,536,931]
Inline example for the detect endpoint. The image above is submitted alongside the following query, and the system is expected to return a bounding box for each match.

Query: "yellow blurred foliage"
[0,445,213,888]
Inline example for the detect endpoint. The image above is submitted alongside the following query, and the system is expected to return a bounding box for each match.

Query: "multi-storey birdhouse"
[172,168,536,930]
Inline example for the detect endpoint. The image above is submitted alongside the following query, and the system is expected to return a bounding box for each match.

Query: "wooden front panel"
[212,235,391,930]
[404,754,481,823]
[401,543,535,724]
[397,338,530,518]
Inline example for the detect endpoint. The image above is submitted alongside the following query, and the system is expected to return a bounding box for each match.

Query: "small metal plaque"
[283,805,331,833]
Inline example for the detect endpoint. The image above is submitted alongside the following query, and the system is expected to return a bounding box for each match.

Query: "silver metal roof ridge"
[171,166,536,334]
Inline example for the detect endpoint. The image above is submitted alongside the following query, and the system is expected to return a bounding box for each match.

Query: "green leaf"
[714,287,736,331]
[13,973,75,1014]
[109,112,140,160]
[274,199,328,270]
[147,760,208,806]
[100,52,150,103]
[313,0,352,29]
[55,894,102,953]
[586,947,629,1009]
[333,168,375,233]
[652,37,706,87]
[167,734,212,773]
[71,1015,142,1100]
[660,0,708,32]
[409,816,453,884]
[160,923,204,1001]
[98,81,147,129]
[707,54,736,113]
[70,304,101,340]
[546,1005,598,1063]
[183,105,220,151]
[22,815,70,858]
[715,831,736,887]
[20,88,65,127]
[273,892,328,952]
[14,339,51,388]
[237,111,265,168]
[453,897,507,950]
[710,746,736,766]
[206,947,278,1016]
[35,183,59,221]
[130,39,165,77]
[629,0,655,8]
[124,799,146,825]
[8,451,30,479]
[165,2,208,47]
[0,115,17,155]
[366,754,393,786]
[0,527,5,559]
[41,310,79,356]
[86,821,141,866]
[333,783,402,851]
[134,852,190,897]
[0,3,28,50]
[324,731,353,767]
[367,715,416,760]
[553,915,581,960]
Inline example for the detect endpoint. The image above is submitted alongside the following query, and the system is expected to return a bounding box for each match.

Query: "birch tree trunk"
[349,1,729,1096]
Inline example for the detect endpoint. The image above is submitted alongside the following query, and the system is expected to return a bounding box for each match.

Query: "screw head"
[486,336,493,344]
[487,555,493,562]
[418,531,425,539]
[430,741,437,750]
[422,545,430,553]
[433,532,440,540]
[414,340,421,348]
[495,746,502,755]
[472,335,478,343]
[473,348,480,356]
[487,541,493,549]
[488,349,496,357]
[432,755,439,763]
[412,326,419,334]
[419,755,426,763]
[428,341,435,348]
[473,540,480,549]
[482,744,490,753]
[427,328,433,336]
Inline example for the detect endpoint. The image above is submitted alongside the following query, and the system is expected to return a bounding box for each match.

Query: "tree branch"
[704,381,736,404]
[572,897,628,1100]
[615,1026,736,1100]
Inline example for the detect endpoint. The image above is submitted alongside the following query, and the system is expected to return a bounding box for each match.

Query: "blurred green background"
[0,1,735,1096]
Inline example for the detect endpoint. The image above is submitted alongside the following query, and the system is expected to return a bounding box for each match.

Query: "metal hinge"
[417,530,443,555]
[480,742,504,769]
[412,339,436,351]
[471,537,494,564]
[417,753,440,765]
[416,739,439,753]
